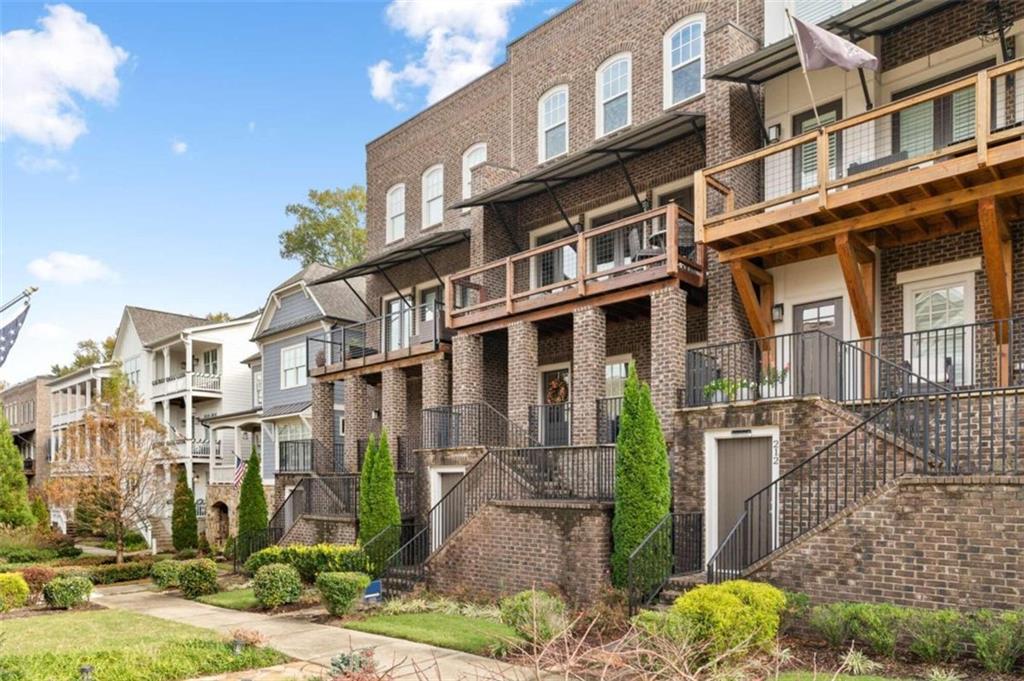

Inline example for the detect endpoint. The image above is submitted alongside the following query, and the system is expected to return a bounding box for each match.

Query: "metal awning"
[707,0,956,84]
[451,110,704,209]
[315,229,470,283]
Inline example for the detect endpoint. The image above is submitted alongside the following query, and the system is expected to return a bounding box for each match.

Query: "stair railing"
[421,401,541,449]
[627,511,704,615]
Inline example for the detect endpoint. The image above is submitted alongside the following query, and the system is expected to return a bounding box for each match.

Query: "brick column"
[452,334,484,404]
[508,320,538,432]
[572,307,605,445]
[311,380,335,474]
[650,286,687,432]
[343,376,369,472]
[381,367,407,465]
[422,356,451,408]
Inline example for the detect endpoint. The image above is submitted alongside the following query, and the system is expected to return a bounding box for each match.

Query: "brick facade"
[0,377,51,489]
[381,367,407,461]
[343,376,370,472]
[650,285,687,428]
[572,307,606,445]
[452,334,484,404]
[508,321,540,431]
[280,514,357,546]
[204,482,274,547]
[421,356,451,409]
[311,381,335,474]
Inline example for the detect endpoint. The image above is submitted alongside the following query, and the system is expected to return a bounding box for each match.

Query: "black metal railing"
[421,402,538,449]
[307,301,448,374]
[380,445,615,597]
[529,403,572,446]
[333,438,345,472]
[357,436,413,472]
[627,512,703,615]
[278,440,312,472]
[707,387,1022,583]
[23,457,35,474]
[597,397,623,444]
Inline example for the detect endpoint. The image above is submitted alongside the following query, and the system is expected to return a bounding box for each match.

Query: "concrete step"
[658,571,706,606]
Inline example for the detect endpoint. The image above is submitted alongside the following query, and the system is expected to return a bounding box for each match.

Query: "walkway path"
[96,583,523,680]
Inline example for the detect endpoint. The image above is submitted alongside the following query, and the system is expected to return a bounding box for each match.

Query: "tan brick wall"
[343,376,370,472]
[651,285,687,429]
[311,381,335,474]
[421,356,451,409]
[508,321,539,431]
[381,367,407,461]
[572,307,606,445]
[280,514,357,546]
[452,334,484,405]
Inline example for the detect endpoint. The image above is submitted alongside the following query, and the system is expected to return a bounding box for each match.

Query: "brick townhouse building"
[1,376,53,490]
[278,0,1024,610]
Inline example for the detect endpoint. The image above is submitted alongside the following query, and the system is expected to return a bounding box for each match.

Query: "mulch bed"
[0,601,105,621]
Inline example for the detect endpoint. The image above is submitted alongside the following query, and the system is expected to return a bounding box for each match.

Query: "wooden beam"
[836,233,875,338]
[979,197,1013,371]
[718,173,1024,262]
[734,258,773,286]
[729,261,773,339]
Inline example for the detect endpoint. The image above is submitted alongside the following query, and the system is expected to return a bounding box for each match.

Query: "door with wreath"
[537,367,571,446]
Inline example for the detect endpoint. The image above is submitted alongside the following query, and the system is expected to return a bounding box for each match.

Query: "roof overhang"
[707,0,956,85]
[315,229,470,282]
[451,110,705,209]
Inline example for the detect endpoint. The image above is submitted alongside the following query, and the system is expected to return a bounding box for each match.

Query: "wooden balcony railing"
[446,203,705,329]
[695,59,1024,260]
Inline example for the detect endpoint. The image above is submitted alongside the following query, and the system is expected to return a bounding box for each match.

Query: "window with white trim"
[597,54,631,136]
[123,356,141,387]
[461,143,487,202]
[278,421,310,441]
[902,272,975,386]
[253,368,263,407]
[664,17,704,107]
[202,349,218,375]
[386,184,405,243]
[422,166,444,228]
[538,86,568,162]
[280,343,307,389]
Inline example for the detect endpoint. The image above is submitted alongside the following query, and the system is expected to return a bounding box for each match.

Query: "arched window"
[421,164,444,228]
[664,17,704,108]
[461,143,488,202]
[538,85,568,162]
[385,184,405,243]
[597,54,631,136]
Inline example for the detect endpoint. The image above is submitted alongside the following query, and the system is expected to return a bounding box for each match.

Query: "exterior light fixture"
[772,304,785,323]
[767,124,782,143]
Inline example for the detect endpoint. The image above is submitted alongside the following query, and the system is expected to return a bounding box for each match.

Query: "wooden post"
[694,169,706,244]
[443,275,453,330]
[504,257,514,314]
[666,203,679,277]
[817,129,830,209]
[979,197,1012,385]
[576,232,587,296]
[976,70,990,167]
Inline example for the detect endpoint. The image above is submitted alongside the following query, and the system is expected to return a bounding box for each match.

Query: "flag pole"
[0,287,37,316]
[786,9,822,128]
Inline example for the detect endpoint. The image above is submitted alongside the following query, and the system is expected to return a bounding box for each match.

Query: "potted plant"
[759,363,790,397]
[702,377,753,403]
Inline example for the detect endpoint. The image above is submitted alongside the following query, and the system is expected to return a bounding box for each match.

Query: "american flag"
[0,305,29,369]
[233,454,248,487]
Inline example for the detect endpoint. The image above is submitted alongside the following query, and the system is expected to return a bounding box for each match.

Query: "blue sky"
[0,0,568,383]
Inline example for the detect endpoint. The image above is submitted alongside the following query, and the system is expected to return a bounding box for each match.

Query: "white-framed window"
[253,368,263,407]
[605,354,632,397]
[538,85,568,162]
[386,184,405,243]
[903,273,975,385]
[383,294,413,351]
[664,16,704,108]
[280,343,307,389]
[421,165,444,228]
[278,420,310,442]
[202,349,218,375]
[461,143,487,204]
[123,356,141,387]
[596,54,631,136]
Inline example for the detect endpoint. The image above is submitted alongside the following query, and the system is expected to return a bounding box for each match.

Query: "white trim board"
[895,257,982,286]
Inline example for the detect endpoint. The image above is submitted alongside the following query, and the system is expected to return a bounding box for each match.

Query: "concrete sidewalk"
[95,584,525,680]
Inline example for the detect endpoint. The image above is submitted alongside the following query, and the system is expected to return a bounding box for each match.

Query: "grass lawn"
[779,674,910,681]
[0,609,286,681]
[344,612,520,656]
[197,587,261,611]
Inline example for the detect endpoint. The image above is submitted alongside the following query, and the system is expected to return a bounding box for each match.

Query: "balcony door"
[384,295,413,352]
[537,364,570,446]
[792,100,842,192]
[531,225,577,290]
[794,298,844,400]
[589,204,643,273]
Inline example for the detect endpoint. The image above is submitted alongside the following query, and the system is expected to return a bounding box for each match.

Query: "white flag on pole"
[792,16,879,72]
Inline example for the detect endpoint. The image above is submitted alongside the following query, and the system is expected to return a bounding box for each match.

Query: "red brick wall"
[279,514,357,546]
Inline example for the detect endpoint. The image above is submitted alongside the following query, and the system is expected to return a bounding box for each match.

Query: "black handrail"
[278,440,312,472]
[421,402,539,449]
[627,511,703,615]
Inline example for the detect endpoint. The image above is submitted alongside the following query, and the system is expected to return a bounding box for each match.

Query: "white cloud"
[171,139,188,155]
[15,153,79,180]
[0,4,129,149]
[27,251,117,284]
[369,0,522,108]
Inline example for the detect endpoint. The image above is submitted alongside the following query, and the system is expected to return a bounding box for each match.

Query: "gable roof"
[271,262,339,291]
[253,264,367,341]
[124,306,212,348]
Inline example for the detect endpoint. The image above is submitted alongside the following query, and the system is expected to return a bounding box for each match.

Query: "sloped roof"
[272,262,340,291]
[125,306,211,347]
[309,276,366,323]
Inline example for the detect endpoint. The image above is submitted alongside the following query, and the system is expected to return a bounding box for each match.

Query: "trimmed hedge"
[0,573,29,612]
[88,560,153,585]
[178,559,219,599]
[499,590,568,644]
[316,571,370,616]
[151,560,182,589]
[244,544,368,583]
[43,575,92,609]
[17,566,56,601]
[253,563,302,608]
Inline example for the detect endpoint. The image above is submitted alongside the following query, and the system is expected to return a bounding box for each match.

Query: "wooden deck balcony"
[445,203,705,332]
[695,59,1024,267]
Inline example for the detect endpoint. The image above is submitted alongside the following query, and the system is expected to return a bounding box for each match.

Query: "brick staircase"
[147,516,173,552]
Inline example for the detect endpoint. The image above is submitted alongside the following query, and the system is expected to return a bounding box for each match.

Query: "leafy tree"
[279,186,367,269]
[358,431,401,563]
[237,446,268,544]
[29,493,49,528]
[0,413,34,527]
[204,312,232,322]
[171,468,198,552]
[610,364,671,587]
[50,336,115,376]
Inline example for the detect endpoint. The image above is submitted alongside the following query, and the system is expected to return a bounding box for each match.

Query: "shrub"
[253,563,302,608]
[842,649,882,675]
[0,415,34,528]
[223,536,236,561]
[89,560,152,584]
[151,560,182,589]
[316,571,370,616]
[781,590,811,634]
[29,496,48,528]
[101,531,148,552]
[971,610,1024,673]
[0,573,29,612]
[720,580,787,632]
[671,581,782,656]
[499,590,568,644]
[846,603,910,658]
[610,364,670,587]
[171,469,199,552]
[632,609,693,642]
[42,575,92,609]
[907,609,964,663]
[358,432,401,564]
[244,544,368,583]
[178,558,219,599]
[810,602,854,648]
[0,547,54,563]
[18,566,56,601]
[236,446,268,560]
[177,548,198,560]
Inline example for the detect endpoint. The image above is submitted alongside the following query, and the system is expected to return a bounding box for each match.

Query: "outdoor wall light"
[772,304,785,323]
[767,124,782,143]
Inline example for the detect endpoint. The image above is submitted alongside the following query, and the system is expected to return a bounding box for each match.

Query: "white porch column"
[233,425,242,462]
[162,347,171,379]
[184,339,193,442]
[84,379,92,409]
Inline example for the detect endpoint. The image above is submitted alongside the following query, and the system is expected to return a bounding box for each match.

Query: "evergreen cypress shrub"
[610,364,670,587]
[29,496,48,528]
[171,468,198,552]
[236,446,268,557]
[0,415,34,528]
[0,573,29,612]
[358,431,401,566]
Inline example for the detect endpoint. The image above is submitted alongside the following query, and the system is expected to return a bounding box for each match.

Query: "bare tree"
[47,373,171,563]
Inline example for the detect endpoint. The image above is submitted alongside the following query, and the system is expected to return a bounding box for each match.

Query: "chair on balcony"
[628,226,663,262]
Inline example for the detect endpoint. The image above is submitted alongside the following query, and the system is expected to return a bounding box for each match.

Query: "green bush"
[42,575,92,609]
[0,546,55,563]
[846,603,910,658]
[150,560,181,589]
[0,415,34,528]
[244,544,368,583]
[671,581,784,656]
[253,563,302,608]
[236,447,268,560]
[0,573,29,612]
[29,496,48,528]
[972,610,1024,673]
[810,602,854,648]
[316,571,370,616]
[100,531,148,552]
[499,590,568,644]
[610,364,670,587]
[88,560,152,584]
[171,469,199,552]
[781,590,811,634]
[632,608,693,642]
[178,558,219,599]
[358,432,401,563]
[906,609,964,663]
